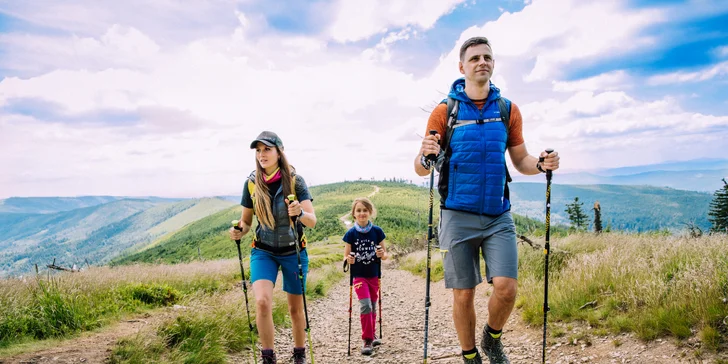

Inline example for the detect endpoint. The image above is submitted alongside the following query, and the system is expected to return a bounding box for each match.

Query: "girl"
[343,197,387,356]
[229,131,317,364]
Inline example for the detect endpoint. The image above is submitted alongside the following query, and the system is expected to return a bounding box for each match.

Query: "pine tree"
[593,201,602,233]
[708,178,728,233]
[566,197,588,231]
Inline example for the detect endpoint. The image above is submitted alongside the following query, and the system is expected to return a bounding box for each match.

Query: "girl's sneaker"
[372,335,382,347]
[361,339,374,355]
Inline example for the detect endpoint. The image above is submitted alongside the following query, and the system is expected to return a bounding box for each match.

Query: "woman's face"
[255,142,280,173]
[353,202,371,226]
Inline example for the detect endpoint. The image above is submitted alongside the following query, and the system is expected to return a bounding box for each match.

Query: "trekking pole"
[345,252,355,356]
[376,245,383,341]
[288,195,315,364]
[231,220,257,364]
[423,129,438,364]
[540,149,554,364]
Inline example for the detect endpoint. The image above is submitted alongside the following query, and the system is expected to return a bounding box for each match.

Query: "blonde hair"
[253,147,294,230]
[351,197,377,220]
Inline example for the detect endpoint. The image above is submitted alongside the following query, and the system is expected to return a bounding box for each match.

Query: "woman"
[229,131,317,364]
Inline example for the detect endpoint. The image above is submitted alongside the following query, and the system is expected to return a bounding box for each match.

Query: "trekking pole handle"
[538,148,554,162]
[538,148,555,175]
[427,130,438,161]
[231,220,242,243]
[287,194,298,223]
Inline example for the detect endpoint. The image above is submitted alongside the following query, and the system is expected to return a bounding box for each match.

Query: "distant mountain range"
[0,177,718,277]
[511,158,728,192]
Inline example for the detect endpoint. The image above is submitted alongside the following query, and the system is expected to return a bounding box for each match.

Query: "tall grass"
[519,234,728,349]
[401,233,728,350]
[0,261,237,349]
[108,244,345,362]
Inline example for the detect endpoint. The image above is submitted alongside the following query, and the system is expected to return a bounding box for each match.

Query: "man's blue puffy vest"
[439,79,511,216]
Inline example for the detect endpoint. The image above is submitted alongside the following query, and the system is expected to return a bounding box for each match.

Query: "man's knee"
[359,298,373,314]
[493,278,517,302]
[453,288,476,304]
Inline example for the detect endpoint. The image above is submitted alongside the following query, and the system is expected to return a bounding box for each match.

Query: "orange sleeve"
[425,103,448,140]
[508,102,524,147]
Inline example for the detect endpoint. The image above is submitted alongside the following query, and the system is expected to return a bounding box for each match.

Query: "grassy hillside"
[0,200,157,250]
[0,199,233,277]
[115,181,561,265]
[510,183,712,231]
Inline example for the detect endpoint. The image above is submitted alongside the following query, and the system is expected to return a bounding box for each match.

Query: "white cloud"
[1,0,727,198]
[0,0,241,42]
[0,23,444,197]
[713,45,728,58]
[647,61,728,85]
[430,0,664,84]
[552,70,631,92]
[328,0,464,42]
[518,93,728,170]
[361,27,416,63]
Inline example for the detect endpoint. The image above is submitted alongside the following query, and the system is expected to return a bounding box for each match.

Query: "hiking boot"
[261,349,276,364]
[372,335,382,347]
[480,329,510,364]
[292,347,305,364]
[361,339,374,355]
[463,351,483,364]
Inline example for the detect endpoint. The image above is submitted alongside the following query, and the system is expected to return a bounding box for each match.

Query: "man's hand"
[539,150,560,171]
[420,133,441,159]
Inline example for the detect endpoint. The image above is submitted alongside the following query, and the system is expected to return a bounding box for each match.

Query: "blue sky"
[0,0,726,197]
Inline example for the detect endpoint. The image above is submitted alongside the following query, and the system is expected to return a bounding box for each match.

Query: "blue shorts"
[250,248,308,295]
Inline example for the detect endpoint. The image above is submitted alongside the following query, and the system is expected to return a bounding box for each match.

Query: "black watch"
[420,154,430,169]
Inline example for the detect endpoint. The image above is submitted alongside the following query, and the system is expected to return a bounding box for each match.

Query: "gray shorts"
[439,209,518,289]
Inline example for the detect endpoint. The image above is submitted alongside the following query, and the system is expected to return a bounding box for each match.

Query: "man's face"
[459,43,494,84]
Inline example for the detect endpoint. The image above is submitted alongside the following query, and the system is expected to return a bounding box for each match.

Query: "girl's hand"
[375,246,384,258]
[347,254,355,265]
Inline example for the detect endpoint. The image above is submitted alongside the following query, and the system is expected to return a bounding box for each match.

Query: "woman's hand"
[285,198,302,217]
[229,227,243,241]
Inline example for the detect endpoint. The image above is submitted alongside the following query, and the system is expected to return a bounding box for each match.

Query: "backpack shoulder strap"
[497,97,511,140]
[497,97,513,188]
[248,178,256,214]
[440,97,460,156]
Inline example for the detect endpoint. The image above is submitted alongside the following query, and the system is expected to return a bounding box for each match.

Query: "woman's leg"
[253,280,276,349]
[280,249,309,349]
[287,292,306,348]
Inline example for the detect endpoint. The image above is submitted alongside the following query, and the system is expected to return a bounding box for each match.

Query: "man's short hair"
[459,37,491,61]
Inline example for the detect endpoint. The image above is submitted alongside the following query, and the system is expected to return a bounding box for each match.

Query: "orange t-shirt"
[425,100,524,148]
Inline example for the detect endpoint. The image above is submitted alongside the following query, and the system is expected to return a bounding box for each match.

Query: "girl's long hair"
[254,147,294,230]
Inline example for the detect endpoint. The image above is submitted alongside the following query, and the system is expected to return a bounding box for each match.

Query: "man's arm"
[414,104,448,176]
[508,143,560,175]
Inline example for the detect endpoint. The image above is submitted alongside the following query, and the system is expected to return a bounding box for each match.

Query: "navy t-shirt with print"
[343,225,386,278]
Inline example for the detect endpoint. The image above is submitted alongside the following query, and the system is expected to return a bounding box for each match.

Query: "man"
[414,36,560,364]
